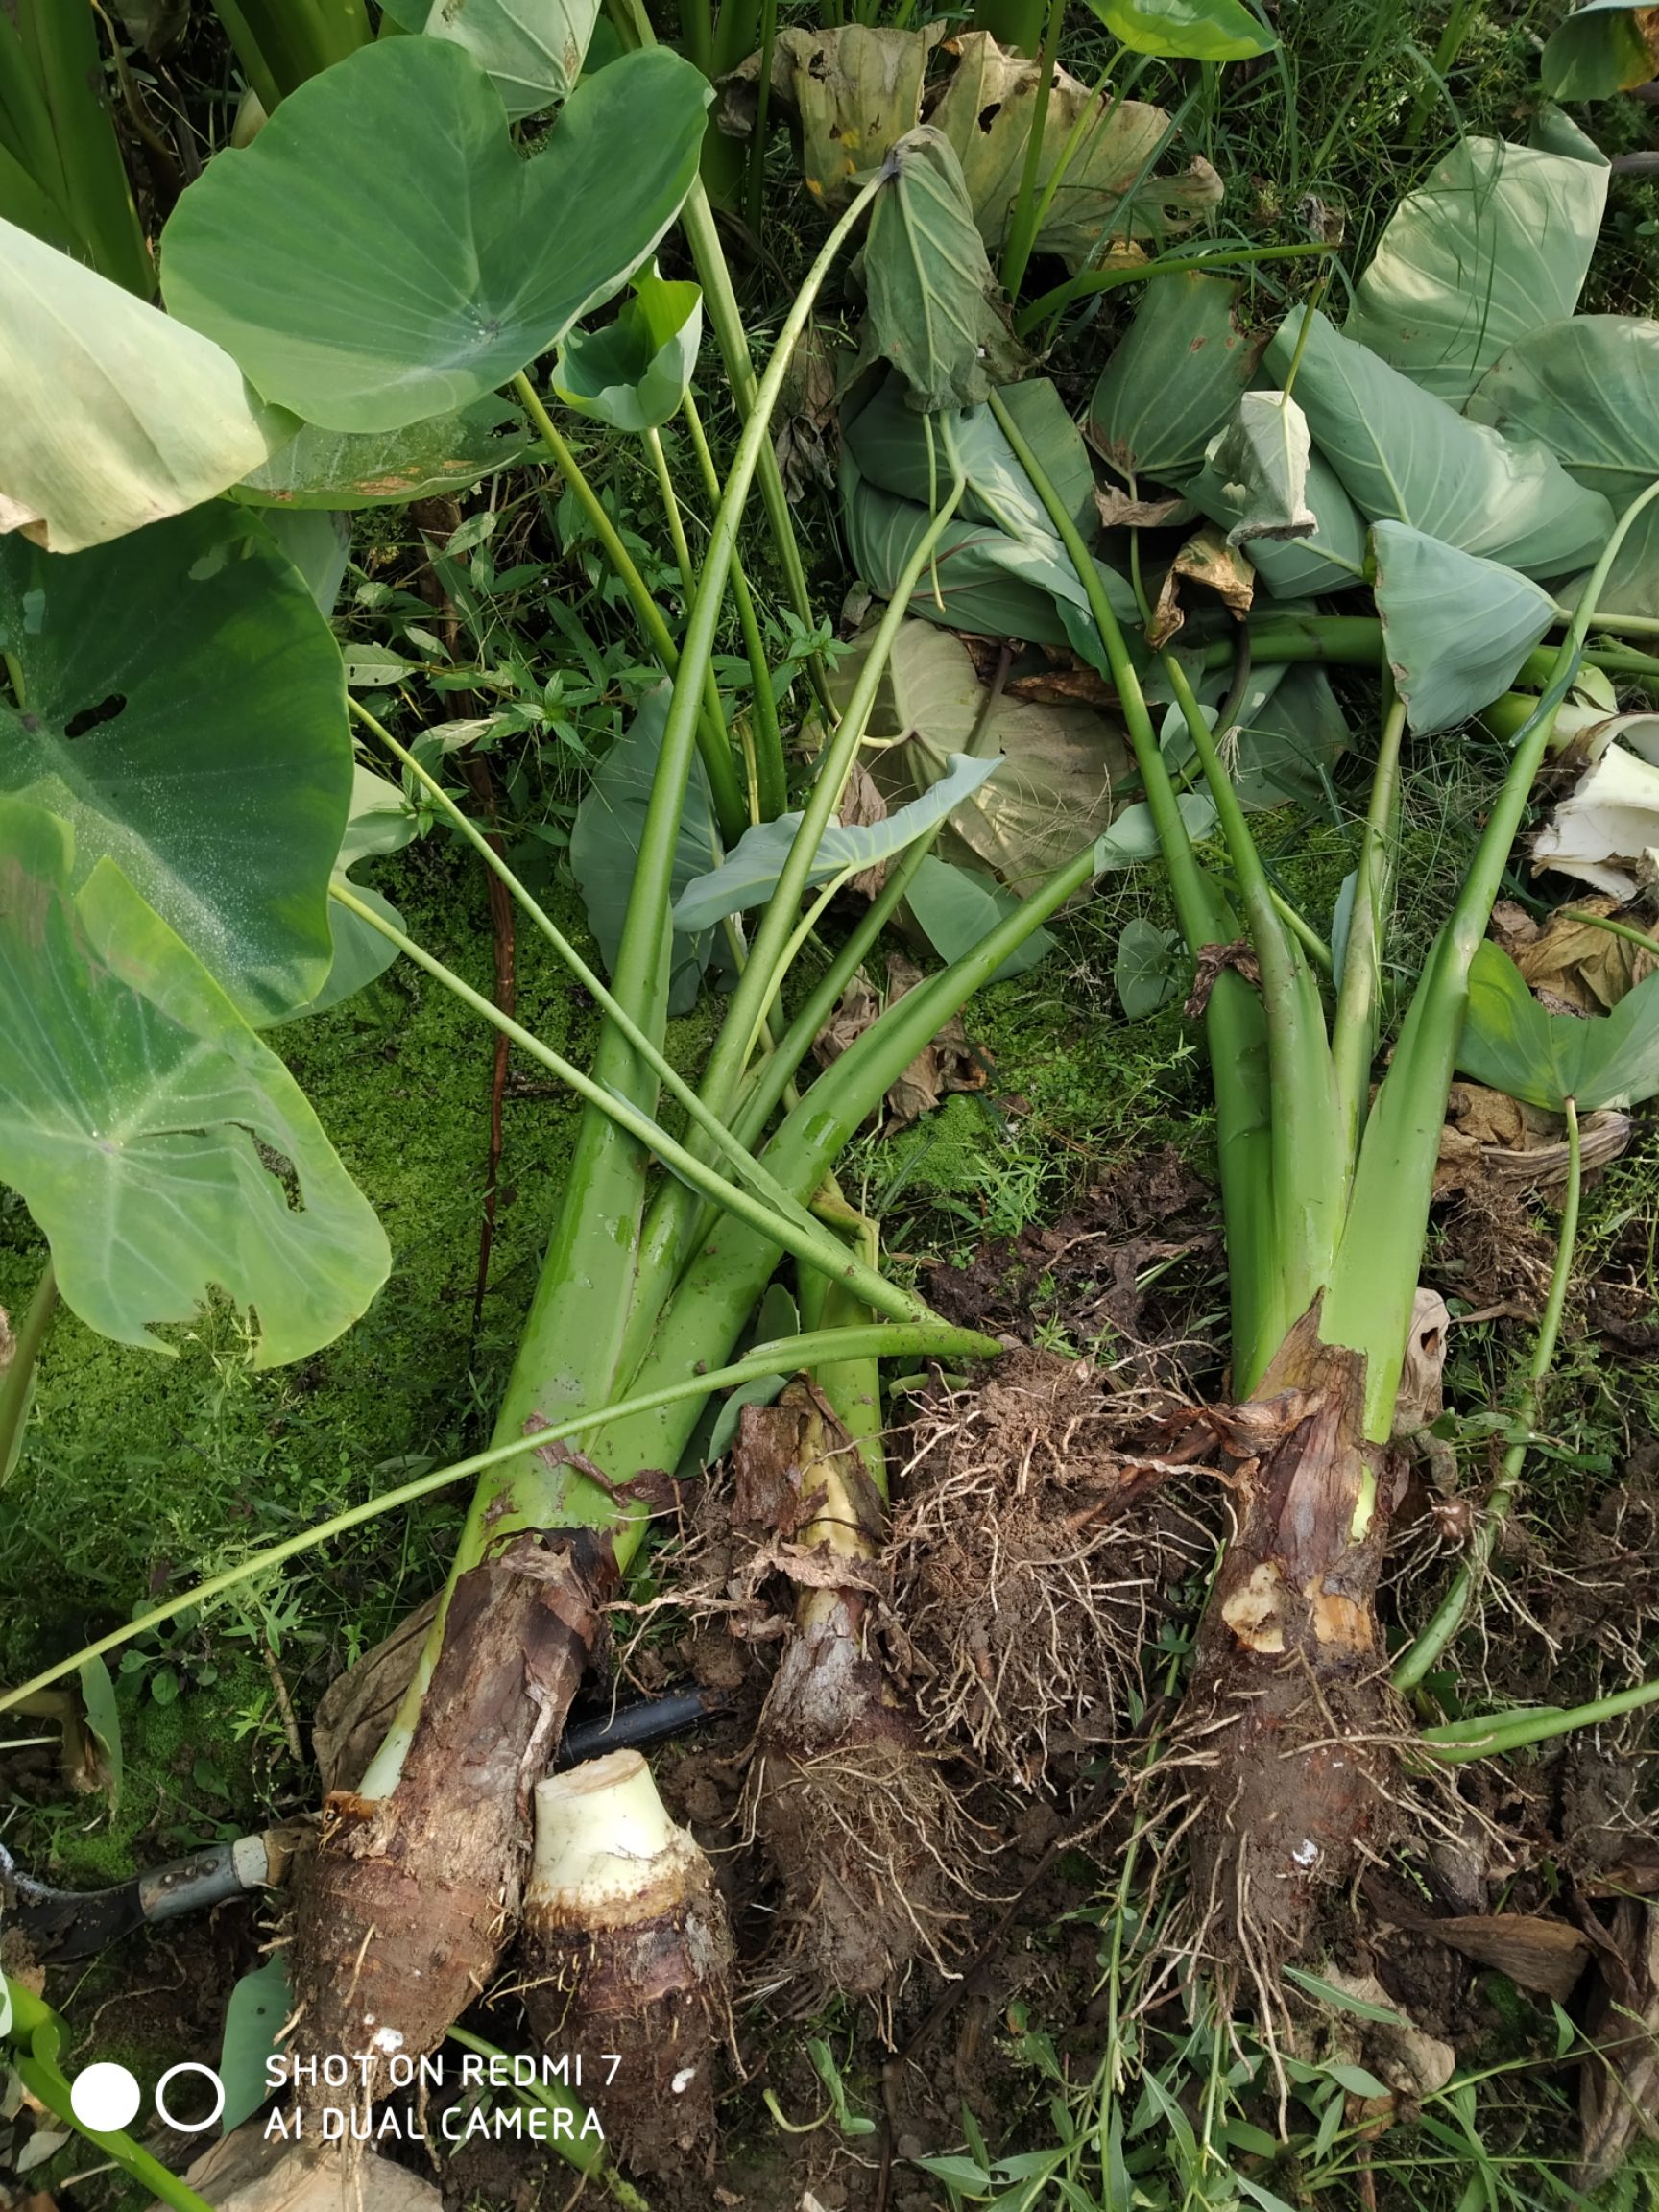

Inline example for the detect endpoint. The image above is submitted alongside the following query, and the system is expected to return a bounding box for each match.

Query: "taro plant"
[3,1,1659,2199]
[0,10,1115,2185]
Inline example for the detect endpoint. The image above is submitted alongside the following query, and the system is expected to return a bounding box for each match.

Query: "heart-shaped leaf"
[674,751,1002,930]
[847,372,1096,540]
[1344,138,1605,406]
[0,214,292,555]
[161,37,709,433]
[842,444,1141,648]
[1459,937,1659,1112]
[1467,315,1659,621]
[1082,0,1276,61]
[234,397,540,510]
[0,802,390,1365]
[382,0,602,118]
[1372,522,1556,733]
[1263,309,1613,578]
[0,506,352,1025]
[555,266,703,434]
[862,127,1022,412]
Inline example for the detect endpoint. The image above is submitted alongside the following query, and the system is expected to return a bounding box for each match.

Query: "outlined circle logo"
[155,2063,227,2133]
[69,2062,143,2133]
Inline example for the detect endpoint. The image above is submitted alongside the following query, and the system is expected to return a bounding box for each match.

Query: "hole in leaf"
[252,1135,302,1211]
[62,693,128,739]
[977,101,1002,131]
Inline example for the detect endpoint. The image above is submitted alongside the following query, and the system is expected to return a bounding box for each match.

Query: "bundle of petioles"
[5,0,1659,2198]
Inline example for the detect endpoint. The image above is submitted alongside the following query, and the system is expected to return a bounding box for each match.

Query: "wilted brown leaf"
[1432,1912,1592,2000]
[813,955,987,1123]
[1094,484,1187,530]
[1435,1083,1632,1196]
[774,323,842,501]
[926,32,1223,268]
[839,759,890,898]
[716,23,944,203]
[1146,524,1255,649]
[1500,896,1658,1012]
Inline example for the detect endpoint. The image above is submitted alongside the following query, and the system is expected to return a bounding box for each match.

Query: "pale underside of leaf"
[0,214,291,554]
[1264,308,1613,578]
[1344,137,1606,406]
[1371,521,1556,733]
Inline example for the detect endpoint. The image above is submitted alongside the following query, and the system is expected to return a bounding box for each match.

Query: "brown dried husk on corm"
[289,1530,614,2104]
[733,1387,988,2005]
[887,1350,1213,1788]
[1161,1311,1414,1973]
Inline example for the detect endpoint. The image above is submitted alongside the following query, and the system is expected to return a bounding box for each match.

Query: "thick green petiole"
[998,0,1067,299]
[1329,691,1407,1163]
[1324,478,1659,1443]
[0,1259,55,1481]
[680,391,787,820]
[1421,1673,1659,1762]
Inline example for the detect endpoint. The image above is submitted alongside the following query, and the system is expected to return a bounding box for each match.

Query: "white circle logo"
[69,2062,142,2133]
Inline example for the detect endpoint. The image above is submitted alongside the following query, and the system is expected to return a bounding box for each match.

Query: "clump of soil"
[886,1350,1214,1789]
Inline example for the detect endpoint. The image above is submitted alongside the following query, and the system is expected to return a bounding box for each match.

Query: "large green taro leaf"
[0,506,351,1026]
[234,397,540,510]
[1458,938,1659,1113]
[0,213,292,555]
[1087,271,1264,486]
[862,128,1022,412]
[841,448,1141,647]
[0,802,390,1366]
[1343,138,1605,407]
[160,38,709,434]
[1263,309,1612,579]
[1467,315,1659,618]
